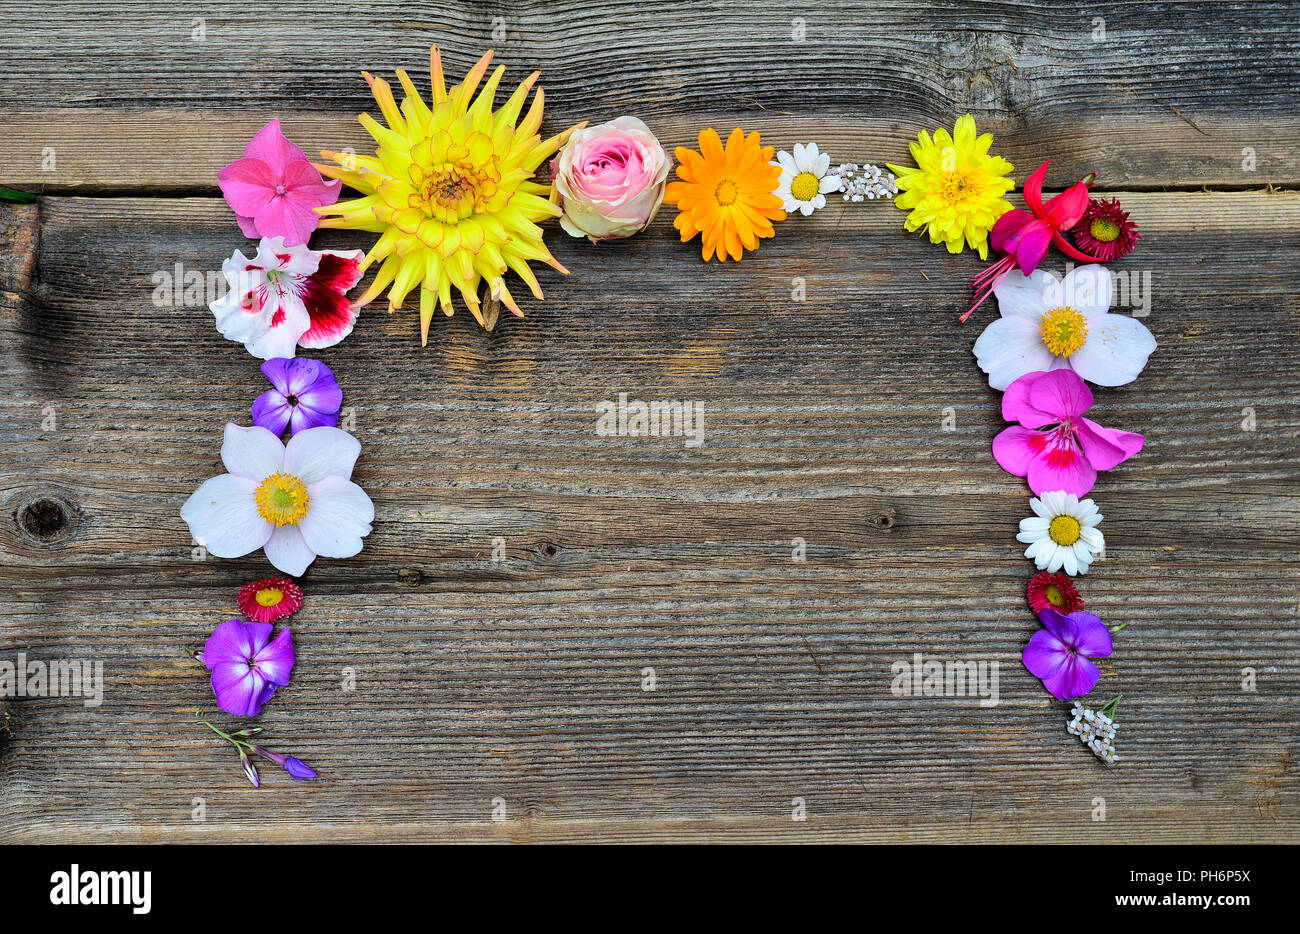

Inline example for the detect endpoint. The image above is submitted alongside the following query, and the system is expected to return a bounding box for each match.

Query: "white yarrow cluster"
[1068,700,1119,764]
[828,163,897,201]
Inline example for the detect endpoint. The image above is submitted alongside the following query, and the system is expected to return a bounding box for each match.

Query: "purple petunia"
[251,357,342,437]
[203,620,295,717]
[1022,607,1113,700]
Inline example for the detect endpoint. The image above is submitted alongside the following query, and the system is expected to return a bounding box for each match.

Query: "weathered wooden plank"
[1,186,1296,842]
[2,1,1299,190]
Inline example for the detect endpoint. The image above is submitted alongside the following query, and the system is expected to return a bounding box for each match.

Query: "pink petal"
[1042,181,1090,231]
[1027,369,1094,421]
[235,212,262,239]
[218,158,278,216]
[991,426,1039,477]
[1001,371,1056,427]
[282,159,341,207]
[1025,438,1097,496]
[1077,417,1144,471]
[1009,222,1051,274]
[242,120,307,179]
[253,196,322,248]
[1022,161,1049,216]
[990,209,1031,254]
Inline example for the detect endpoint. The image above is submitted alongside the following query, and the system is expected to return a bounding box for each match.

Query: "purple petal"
[251,390,293,436]
[203,620,269,669]
[289,363,342,412]
[1022,628,1071,681]
[259,357,296,394]
[1064,611,1114,659]
[1047,654,1101,700]
[210,661,267,716]
[284,757,318,780]
[241,755,261,787]
[287,402,339,434]
[254,627,295,685]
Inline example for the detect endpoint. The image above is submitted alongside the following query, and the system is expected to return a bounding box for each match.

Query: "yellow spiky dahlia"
[314,48,581,342]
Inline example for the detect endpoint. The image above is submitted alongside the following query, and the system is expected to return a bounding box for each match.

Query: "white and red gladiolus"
[973,263,1156,391]
[217,119,341,246]
[1022,607,1114,700]
[209,237,363,359]
[551,116,672,241]
[964,161,1108,320]
[182,423,374,577]
[993,369,1143,496]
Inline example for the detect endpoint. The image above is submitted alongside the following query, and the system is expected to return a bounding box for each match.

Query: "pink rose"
[550,116,671,242]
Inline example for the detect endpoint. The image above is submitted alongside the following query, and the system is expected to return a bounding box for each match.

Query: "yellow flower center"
[714,179,739,207]
[255,587,285,607]
[1044,584,1065,608]
[415,161,499,224]
[1049,515,1082,546]
[1039,306,1089,357]
[790,171,821,202]
[1089,217,1121,242]
[254,472,310,527]
[938,170,974,204]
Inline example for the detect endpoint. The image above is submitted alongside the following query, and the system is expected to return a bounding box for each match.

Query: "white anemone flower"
[973,264,1156,391]
[773,142,843,215]
[1016,490,1105,576]
[182,423,374,576]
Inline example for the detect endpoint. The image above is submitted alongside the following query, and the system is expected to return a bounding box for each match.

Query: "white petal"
[244,297,310,360]
[1024,537,1047,558]
[209,286,266,346]
[799,202,814,216]
[283,426,362,483]
[776,151,796,172]
[1021,516,1050,534]
[819,174,842,194]
[1061,547,1079,576]
[1069,313,1157,386]
[1060,264,1112,317]
[1044,490,1067,515]
[299,475,374,559]
[814,151,831,175]
[221,423,285,481]
[181,474,272,558]
[1029,497,1048,518]
[993,269,1058,320]
[1080,527,1105,550]
[973,316,1057,391]
[263,524,317,576]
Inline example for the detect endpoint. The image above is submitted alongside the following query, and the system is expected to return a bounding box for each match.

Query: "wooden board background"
[1,1,1297,843]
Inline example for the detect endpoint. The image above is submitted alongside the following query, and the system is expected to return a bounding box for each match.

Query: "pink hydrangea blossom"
[992,369,1144,496]
[218,120,341,246]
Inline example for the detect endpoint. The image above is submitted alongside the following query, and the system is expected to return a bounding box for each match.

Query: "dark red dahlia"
[1068,197,1140,261]
[237,576,304,624]
[1027,571,1085,615]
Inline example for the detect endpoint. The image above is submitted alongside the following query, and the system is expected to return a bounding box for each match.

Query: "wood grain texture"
[1,1,1298,844]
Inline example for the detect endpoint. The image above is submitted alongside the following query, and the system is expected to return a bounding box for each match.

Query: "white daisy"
[972,264,1157,391]
[1016,490,1105,576]
[773,142,843,216]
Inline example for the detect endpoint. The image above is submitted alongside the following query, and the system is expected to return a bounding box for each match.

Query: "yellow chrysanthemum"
[665,127,786,262]
[886,114,1014,260]
[314,48,582,342]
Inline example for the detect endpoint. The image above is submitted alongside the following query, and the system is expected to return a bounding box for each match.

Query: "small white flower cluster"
[827,163,897,201]
[1068,700,1119,764]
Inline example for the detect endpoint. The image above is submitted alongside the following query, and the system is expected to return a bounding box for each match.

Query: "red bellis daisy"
[237,576,304,624]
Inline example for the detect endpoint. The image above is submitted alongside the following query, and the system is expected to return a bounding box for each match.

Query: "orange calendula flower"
[665,127,786,262]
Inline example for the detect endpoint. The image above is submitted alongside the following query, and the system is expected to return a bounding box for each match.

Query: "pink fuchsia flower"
[551,116,672,241]
[973,263,1157,390]
[964,161,1109,321]
[992,369,1144,496]
[202,619,294,716]
[209,237,363,359]
[218,120,341,246]
[252,357,342,437]
[181,423,374,577]
[1069,197,1140,262]
[1022,607,1113,700]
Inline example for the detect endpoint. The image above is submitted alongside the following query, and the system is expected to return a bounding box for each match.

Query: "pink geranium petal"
[218,158,279,216]
[991,426,1039,477]
[282,158,341,206]
[242,120,307,178]
[1025,438,1097,496]
[253,196,322,248]
[1077,417,1145,471]
[1027,369,1094,422]
[1001,371,1057,427]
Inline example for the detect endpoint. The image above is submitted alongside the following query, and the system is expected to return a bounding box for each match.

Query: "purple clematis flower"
[255,745,318,780]
[203,620,295,717]
[251,357,342,437]
[1022,607,1113,700]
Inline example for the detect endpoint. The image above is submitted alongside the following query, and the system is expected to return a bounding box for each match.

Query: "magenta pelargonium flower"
[218,120,340,246]
[209,237,363,359]
[1022,607,1113,700]
[203,620,294,717]
[252,358,342,437]
[992,369,1144,496]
